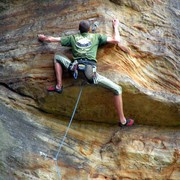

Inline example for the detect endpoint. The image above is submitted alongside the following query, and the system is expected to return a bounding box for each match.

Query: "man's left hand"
[112,19,119,28]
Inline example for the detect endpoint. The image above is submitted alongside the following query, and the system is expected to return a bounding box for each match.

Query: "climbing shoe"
[47,85,63,93]
[118,119,134,127]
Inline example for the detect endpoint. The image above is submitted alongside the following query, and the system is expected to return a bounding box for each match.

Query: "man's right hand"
[37,34,61,43]
[38,34,47,42]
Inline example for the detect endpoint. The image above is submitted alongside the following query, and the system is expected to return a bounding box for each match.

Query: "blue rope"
[54,84,84,179]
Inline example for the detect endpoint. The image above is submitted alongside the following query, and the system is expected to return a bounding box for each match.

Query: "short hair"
[79,20,90,33]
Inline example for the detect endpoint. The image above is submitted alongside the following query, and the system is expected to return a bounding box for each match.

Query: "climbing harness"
[69,59,97,84]
[53,82,85,180]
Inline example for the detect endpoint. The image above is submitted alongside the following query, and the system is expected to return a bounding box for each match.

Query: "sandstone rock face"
[0,87,180,179]
[0,0,179,179]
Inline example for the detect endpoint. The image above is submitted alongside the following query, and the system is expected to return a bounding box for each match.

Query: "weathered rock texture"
[0,0,180,179]
[0,0,179,125]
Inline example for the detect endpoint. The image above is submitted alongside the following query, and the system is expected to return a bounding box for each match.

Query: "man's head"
[79,20,90,33]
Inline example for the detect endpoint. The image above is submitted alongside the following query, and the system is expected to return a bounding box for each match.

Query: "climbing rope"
[53,82,85,180]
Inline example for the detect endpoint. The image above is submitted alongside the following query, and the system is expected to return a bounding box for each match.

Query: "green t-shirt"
[61,33,107,61]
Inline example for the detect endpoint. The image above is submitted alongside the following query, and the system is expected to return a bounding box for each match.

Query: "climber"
[37,19,134,127]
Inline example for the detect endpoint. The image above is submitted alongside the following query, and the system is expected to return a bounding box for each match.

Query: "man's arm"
[107,19,120,44]
[107,19,132,55]
[38,34,61,42]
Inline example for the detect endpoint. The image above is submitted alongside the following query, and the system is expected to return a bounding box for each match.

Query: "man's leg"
[114,94,126,124]
[95,73,133,125]
[54,61,63,89]
[48,54,71,92]
[54,54,71,88]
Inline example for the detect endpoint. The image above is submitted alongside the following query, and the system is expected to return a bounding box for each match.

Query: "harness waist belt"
[76,59,96,66]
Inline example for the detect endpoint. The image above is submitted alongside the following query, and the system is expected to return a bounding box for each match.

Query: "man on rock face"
[38,19,134,127]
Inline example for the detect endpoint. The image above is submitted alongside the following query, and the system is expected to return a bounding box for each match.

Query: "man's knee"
[114,86,122,95]
[54,54,71,69]
[54,54,60,64]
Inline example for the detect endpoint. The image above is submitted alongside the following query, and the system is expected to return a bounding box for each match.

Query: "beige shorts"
[54,54,122,95]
